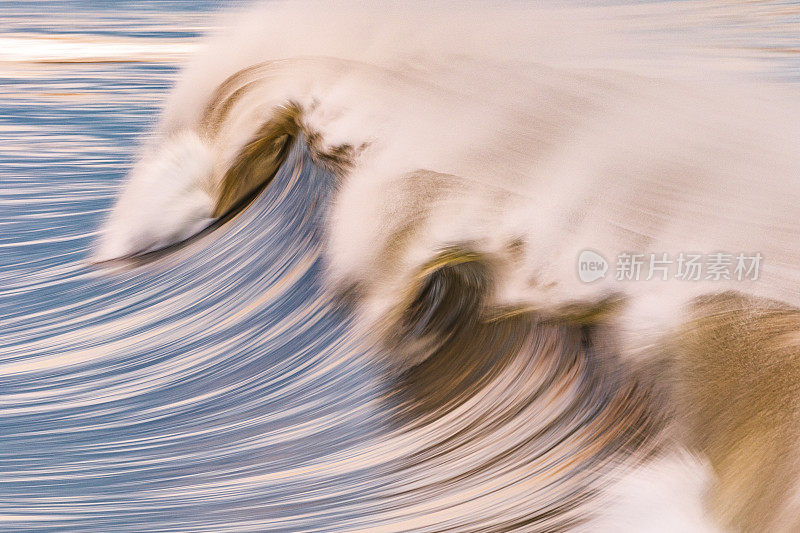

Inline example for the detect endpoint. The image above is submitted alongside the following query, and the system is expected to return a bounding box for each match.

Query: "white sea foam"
[99,0,800,347]
[95,130,215,261]
[585,450,724,533]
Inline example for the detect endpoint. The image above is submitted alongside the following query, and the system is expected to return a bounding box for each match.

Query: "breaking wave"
[3,1,800,531]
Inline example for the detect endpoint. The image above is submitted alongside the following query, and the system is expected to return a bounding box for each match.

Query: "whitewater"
[99,1,800,366]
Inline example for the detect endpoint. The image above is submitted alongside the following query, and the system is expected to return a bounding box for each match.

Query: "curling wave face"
[4,0,800,531]
[1,137,670,532]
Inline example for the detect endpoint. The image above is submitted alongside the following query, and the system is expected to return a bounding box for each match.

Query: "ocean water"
[1,1,799,531]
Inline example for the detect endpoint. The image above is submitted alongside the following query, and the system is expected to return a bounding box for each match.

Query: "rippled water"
[1,1,799,531]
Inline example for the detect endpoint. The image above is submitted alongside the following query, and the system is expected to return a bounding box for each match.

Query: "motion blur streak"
[0,128,665,531]
[1,1,799,532]
[0,133,664,532]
